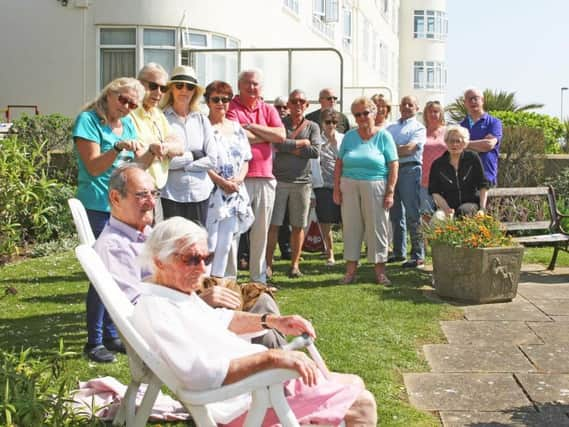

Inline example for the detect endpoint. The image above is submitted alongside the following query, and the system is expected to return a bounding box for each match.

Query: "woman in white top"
[160,65,217,226]
[311,108,344,266]
[204,80,254,277]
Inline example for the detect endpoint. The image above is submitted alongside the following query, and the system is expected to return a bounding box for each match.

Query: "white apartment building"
[0,0,446,119]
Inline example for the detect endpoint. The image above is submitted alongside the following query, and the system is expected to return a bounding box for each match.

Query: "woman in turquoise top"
[333,97,399,285]
[72,76,150,363]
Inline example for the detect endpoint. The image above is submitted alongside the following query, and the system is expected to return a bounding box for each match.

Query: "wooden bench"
[487,186,569,270]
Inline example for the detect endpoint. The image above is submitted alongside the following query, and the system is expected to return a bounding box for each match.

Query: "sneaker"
[402,259,424,268]
[103,338,126,354]
[388,255,407,263]
[266,266,273,279]
[84,344,116,363]
[325,258,336,267]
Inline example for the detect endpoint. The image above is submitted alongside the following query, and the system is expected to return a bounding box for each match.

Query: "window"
[99,28,136,88]
[143,29,175,74]
[283,0,299,14]
[342,6,353,50]
[413,61,447,90]
[414,10,447,40]
[312,0,338,39]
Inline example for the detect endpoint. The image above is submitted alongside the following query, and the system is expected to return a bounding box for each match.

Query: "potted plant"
[424,214,524,303]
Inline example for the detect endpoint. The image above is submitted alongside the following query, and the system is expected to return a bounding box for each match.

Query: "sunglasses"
[325,96,338,102]
[324,120,338,125]
[117,94,138,110]
[210,96,231,104]
[143,80,168,93]
[130,189,160,200]
[175,252,214,266]
[353,110,371,118]
[289,99,307,105]
[174,82,196,91]
[275,105,287,110]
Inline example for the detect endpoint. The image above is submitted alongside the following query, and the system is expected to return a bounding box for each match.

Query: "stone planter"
[431,244,524,304]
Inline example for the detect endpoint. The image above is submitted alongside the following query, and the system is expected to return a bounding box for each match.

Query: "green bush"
[545,167,569,230]
[491,110,564,154]
[0,342,104,426]
[0,134,75,259]
[10,113,77,185]
[498,126,545,187]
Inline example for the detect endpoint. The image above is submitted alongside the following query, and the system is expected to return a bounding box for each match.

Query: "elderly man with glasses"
[306,87,351,134]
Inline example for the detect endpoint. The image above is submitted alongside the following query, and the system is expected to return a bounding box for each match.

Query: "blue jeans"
[85,209,118,346]
[390,165,424,261]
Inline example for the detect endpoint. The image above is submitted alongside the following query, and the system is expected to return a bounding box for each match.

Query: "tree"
[445,89,544,123]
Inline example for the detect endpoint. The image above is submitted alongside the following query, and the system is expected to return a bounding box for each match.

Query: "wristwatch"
[260,313,271,329]
[113,141,122,152]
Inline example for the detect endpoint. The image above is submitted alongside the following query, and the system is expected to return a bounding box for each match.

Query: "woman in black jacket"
[429,125,489,219]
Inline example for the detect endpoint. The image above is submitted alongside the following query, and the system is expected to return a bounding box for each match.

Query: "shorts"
[314,188,341,224]
[419,186,436,215]
[270,181,311,228]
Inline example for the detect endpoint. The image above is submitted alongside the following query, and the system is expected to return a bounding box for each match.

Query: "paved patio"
[404,265,569,426]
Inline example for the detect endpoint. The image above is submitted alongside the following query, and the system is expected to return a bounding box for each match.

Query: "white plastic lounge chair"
[68,198,96,246]
[75,244,326,427]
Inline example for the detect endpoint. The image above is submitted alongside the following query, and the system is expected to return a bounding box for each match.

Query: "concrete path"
[404,265,569,426]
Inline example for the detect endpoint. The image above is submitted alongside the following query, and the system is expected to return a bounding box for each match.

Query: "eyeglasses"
[143,80,168,93]
[289,99,307,105]
[117,94,138,110]
[130,189,160,200]
[210,96,231,104]
[325,96,338,102]
[467,96,481,102]
[174,252,214,266]
[447,138,465,145]
[324,120,338,125]
[353,110,371,118]
[174,82,196,91]
[275,105,287,110]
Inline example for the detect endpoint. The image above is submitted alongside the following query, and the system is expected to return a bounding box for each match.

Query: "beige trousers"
[340,177,389,263]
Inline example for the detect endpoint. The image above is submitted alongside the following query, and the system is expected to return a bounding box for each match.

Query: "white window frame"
[98,27,137,90]
[413,60,447,90]
[342,5,353,51]
[142,28,176,74]
[413,10,448,41]
[312,0,336,39]
[283,0,300,15]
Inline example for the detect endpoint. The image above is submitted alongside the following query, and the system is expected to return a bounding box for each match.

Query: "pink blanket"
[71,376,190,421]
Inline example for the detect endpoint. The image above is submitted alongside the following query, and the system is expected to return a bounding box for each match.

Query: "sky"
[446,1,569,119]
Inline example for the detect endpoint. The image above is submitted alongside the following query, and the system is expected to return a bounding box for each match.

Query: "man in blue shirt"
[460,88,503,186]
[387,96,426,268]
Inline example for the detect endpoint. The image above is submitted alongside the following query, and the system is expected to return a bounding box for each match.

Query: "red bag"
[302,220,325,252]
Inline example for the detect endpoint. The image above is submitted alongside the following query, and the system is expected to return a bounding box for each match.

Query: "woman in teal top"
[333,97,399,285]
[72,76,151,363]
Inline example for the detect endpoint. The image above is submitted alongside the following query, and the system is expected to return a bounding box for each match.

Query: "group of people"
[71,61,502,425]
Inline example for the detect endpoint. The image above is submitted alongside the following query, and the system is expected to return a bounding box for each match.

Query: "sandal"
[340,273,357,284]
[376,273,391,286]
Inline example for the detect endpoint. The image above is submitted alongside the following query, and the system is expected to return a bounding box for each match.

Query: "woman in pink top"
[420,101,447,221]
[371,93,391,129]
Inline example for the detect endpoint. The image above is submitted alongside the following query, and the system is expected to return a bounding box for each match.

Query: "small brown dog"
[200,277,277,311]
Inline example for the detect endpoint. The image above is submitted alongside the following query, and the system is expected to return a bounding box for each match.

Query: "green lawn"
[1,245,567,426]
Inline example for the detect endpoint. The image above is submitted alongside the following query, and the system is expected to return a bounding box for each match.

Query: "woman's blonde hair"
[81,77,145,124]
[350,96,377,115]
[444,125,470,143]
[160,83,204,113]
[371,93,391,117]
[423,100,445,127]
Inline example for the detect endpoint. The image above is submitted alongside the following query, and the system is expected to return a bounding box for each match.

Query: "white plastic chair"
[68,198,96,246]
[75,244,305,427]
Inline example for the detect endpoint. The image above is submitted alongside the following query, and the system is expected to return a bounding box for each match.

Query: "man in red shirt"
[226,69,285,283]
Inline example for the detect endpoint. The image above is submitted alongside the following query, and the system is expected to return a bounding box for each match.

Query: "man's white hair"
[238,68,263,84]
[463,87,483,99]
[140,217,208,272]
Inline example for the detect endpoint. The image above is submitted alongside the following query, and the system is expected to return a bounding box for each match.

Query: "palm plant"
[446,89,544,123]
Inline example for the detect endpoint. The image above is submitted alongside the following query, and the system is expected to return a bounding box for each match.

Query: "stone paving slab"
[463,300,551,321]
[424,345,536,373]
[441,321,543,345]
[404,373,531,411]
[516,373,569,409]
[521,344,569,373]
[440,410,569,426]
[518,283,569,299]
[531,299,569,316]
[528,321,569,344]
[551,315,569,322]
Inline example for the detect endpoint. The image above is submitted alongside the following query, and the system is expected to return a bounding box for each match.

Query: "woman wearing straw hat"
[160,65,217,226]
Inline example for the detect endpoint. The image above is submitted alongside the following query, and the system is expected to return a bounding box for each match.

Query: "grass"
[0,244,568,426]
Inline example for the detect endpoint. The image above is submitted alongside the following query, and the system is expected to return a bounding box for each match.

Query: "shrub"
[545,167,569,229]
[0,134,75,259]
[0,342,104,426]
[491,110,564,154]
[498,126,545,187]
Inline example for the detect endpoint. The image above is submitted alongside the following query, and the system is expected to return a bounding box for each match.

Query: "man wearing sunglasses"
[306,88,351,134]
[92,164,286,362]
